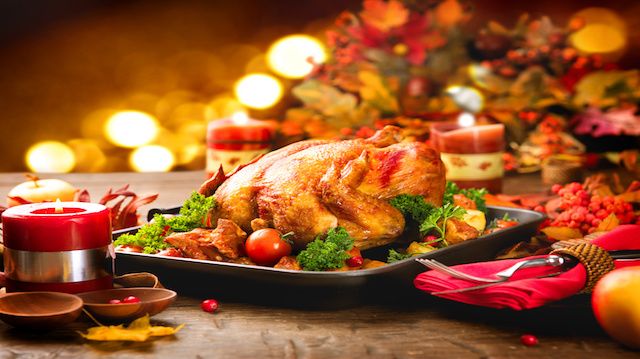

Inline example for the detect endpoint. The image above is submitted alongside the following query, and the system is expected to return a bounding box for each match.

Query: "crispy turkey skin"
[199,126,445,249]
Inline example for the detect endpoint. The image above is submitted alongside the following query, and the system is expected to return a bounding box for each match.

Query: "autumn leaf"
[435,0,468,27]
[541,226,583,241]
[596,213,620,232]
[573,70,639,107]
[79,315,184,342]
[360,0,409,32]
[572,107,640,138]
[358,70,399,113]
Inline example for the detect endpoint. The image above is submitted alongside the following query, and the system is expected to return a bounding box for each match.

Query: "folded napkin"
[414,225,640,310]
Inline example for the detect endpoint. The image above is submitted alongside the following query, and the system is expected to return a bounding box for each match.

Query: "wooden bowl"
[77,288,176,322]
[0,292,83,330]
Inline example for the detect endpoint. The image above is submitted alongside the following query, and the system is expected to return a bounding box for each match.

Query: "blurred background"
[0,0,638,173]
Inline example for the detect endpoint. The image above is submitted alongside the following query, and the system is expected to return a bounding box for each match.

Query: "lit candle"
[206,112,275,176]
[430,115,505,193]
[1,202,113,293]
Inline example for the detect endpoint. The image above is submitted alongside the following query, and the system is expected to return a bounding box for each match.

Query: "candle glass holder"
[430,123,505,193]
[206,114,274,177]
[1,202,113,294]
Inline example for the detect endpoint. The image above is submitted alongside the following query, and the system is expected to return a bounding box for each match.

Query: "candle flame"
[231,112,250,125]
[54,198,63,214]
[457,112,476,128]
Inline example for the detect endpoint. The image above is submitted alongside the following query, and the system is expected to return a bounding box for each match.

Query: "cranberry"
[520,334,539,346]
[122,296,141,304]
[108,299,122,304]
[346,255,364,267]
[201,299,219,313]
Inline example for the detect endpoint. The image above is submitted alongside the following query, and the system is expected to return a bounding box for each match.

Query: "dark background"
[0,0,638,172]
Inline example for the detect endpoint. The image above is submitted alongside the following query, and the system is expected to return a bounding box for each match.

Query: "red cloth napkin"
[414,225,640,310]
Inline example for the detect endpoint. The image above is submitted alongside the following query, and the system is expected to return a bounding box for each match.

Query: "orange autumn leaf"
[484,193,523,208]
[79,315,184,342]
[541,226,583,241]
[435,0,468,27]
[616,191,640,203]
[360,0,409,32]
[596,213,620,232]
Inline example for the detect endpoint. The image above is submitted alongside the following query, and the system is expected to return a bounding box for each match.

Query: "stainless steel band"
[3,246,110,283]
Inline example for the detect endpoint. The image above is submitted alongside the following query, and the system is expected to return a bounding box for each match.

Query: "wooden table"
[0,171,637,358]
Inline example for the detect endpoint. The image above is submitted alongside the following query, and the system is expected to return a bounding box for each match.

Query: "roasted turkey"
[199,126,445,249]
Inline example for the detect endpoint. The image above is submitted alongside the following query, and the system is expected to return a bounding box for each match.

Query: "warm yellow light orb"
[267,34,326,78]
[571,24,626,54]
[104,111,159,148]
[129,145,175,172]
[234,73,283,109]
[26,141,76,173]
[569,8,627,58]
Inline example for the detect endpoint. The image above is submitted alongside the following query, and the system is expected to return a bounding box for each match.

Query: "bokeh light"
[570,8,627,59]
[26,141,76,173]
[445,85,484,113]
[129,145,176,172]
[104,110,159,148]
[67,139,107,172]
[234,73,283,109]
[267,34,326,78]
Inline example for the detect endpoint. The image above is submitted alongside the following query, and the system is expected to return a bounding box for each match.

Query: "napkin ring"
[550,242,615,293]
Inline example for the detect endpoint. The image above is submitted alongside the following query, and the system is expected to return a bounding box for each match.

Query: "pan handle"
[146,206,181,222]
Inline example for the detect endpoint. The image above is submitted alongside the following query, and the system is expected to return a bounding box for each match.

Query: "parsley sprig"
[418,203,467,246]
[114,192,216,254]
[297,227,354,271]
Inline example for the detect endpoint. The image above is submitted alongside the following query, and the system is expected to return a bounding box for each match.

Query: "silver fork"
[416,255,567,283]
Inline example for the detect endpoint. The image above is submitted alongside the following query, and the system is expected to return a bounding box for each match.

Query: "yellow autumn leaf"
[541,226,583,241]
[358,71,399,113]
[596,213,620,232]
[80,315,184,342]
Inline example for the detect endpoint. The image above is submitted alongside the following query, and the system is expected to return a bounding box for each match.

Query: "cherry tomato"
[115,245,143,253]
[122,296,141,304]
[496,219,518,229]
[157,248,183,257]
[201,299,219,313]
[245,229,293,266]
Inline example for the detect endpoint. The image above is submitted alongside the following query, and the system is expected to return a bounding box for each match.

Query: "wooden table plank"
[0,171,637,358]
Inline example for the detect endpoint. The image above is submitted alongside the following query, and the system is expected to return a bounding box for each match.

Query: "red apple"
[592,266,640,349]
[7,177,76,207]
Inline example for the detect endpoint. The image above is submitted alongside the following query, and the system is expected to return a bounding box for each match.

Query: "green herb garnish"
[444,181,488,212]
[113,191,216,254]
[419,203,467,246]
[387,249,412,263]
[389,194,435,223]
[297,227,354,271]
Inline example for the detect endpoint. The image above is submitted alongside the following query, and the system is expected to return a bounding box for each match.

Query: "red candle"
[206,112,274,177]
[2,201,113,293]
[430,122,505,193]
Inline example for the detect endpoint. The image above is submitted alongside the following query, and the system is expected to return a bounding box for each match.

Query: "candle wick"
[54,198,63,213]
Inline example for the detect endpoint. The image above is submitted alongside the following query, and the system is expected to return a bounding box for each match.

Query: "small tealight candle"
[431,116,505,193]
[206,112,274,176]
[1,202,113,293]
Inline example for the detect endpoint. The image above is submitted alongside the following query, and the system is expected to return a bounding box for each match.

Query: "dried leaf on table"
[596,213,619,232]
[99,185,159,230]
[79,315,184,342]
[541,226,583,241]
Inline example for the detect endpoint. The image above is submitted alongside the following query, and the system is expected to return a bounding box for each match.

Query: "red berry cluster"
[550,182,635,234]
